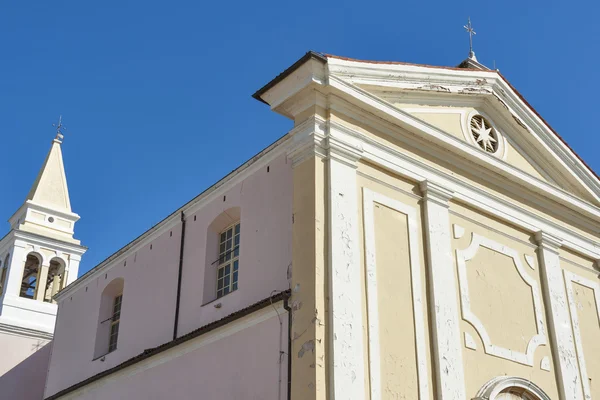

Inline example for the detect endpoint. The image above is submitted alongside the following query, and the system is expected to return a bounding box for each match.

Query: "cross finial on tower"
[463,17,476,59]
[53,115,66,143]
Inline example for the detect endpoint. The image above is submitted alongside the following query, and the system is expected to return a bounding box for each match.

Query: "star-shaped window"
[470,115,498,153]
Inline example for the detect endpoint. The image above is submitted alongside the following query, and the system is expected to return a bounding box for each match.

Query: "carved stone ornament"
[470,114,499,153]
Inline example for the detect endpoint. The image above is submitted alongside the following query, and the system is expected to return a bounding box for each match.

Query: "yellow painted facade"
[258,52,600,400]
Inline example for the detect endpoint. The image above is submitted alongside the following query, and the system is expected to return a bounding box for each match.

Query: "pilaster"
[420,180,466,400]
[66,255,81,286]
[4,243,27,298]
[36,264,50,301]
[327,137,365,399]
[535,231,583,400]
[287,117,329,400]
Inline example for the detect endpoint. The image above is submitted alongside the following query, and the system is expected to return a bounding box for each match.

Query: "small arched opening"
[20,254,41,299]
[94,277,124,359]
[44,258,66,303]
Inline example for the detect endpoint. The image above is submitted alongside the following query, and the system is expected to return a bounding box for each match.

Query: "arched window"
[216,222,240,298]
[0,254,9,296]
[475,377,551,400]
[20,254,41,299]
[43,258,66,303]
[202,207,241,304]
[496,390,537,400]
[94,278,124,359]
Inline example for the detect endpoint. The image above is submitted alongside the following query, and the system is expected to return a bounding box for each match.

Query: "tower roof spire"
[53,115,65,143]
[25,117,72,213]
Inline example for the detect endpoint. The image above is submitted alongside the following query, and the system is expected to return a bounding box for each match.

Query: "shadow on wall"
[0,341,52,400]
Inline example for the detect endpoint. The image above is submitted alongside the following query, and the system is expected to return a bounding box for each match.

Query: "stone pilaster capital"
[420,180,454,208]
[286,116,328,168]
[327,136,363,169]
[535,231,562,253]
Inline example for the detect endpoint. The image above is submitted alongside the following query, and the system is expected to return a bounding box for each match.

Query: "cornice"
[326,58,600,203]
[326,75,600,223]
[420,181,454,208]
[323,104,600,259]
[327,134,363,169]
[13,230,87,256]
[8,200,81,227]
[0,321,53,341]
[535,231,563,253]
[286,116,328,168]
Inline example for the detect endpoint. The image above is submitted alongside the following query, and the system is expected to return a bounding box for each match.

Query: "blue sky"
[1,0,598,275]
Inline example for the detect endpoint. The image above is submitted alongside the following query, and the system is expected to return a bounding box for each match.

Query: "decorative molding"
[525,254,536,270]
[449,210,537,250]
[474,376,552,400]
[464,332,477,350]
[462,109,508,161]
[420,180,454,208]
[456,232,546,365]
[564,270,600,400]
[535,231,562,253]
[342,116,600,260]
[362,188,430,400]
[0,321,54,341]
[286,115,328,168]
[540,357,551,372]
[327,134,364,169]
[298,98,600,260]
[328,73,600,217]
[453,224,465,239]
[326,57,600,203]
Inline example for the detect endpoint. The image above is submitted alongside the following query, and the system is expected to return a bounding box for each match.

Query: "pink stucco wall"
[50,314,287,400]
[0,335,52,400]
[45,153,292,397]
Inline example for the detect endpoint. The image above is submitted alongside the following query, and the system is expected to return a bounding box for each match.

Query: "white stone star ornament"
[471,117,497,152]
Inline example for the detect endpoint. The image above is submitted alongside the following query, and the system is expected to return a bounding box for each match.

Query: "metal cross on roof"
[463,17,476,58]
[53,115,66,142]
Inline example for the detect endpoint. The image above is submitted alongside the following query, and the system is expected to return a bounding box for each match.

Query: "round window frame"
[462,110,507,160]
[474,376,551,400]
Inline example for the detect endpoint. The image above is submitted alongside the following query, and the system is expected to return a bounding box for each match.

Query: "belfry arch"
[20,253,42,299]
[44,257,67,303]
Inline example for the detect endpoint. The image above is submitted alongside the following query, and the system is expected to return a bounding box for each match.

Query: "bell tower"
[0,129,86,343]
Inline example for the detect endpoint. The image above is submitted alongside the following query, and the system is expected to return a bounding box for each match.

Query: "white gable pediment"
[323,56,600,206]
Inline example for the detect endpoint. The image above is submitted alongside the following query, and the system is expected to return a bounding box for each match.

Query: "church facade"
[1,51,599,400]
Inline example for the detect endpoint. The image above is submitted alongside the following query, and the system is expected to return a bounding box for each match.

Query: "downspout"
[283,292,292,400]
[173,211,186,340]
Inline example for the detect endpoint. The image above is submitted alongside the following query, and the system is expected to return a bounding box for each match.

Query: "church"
[1,46,599,400]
